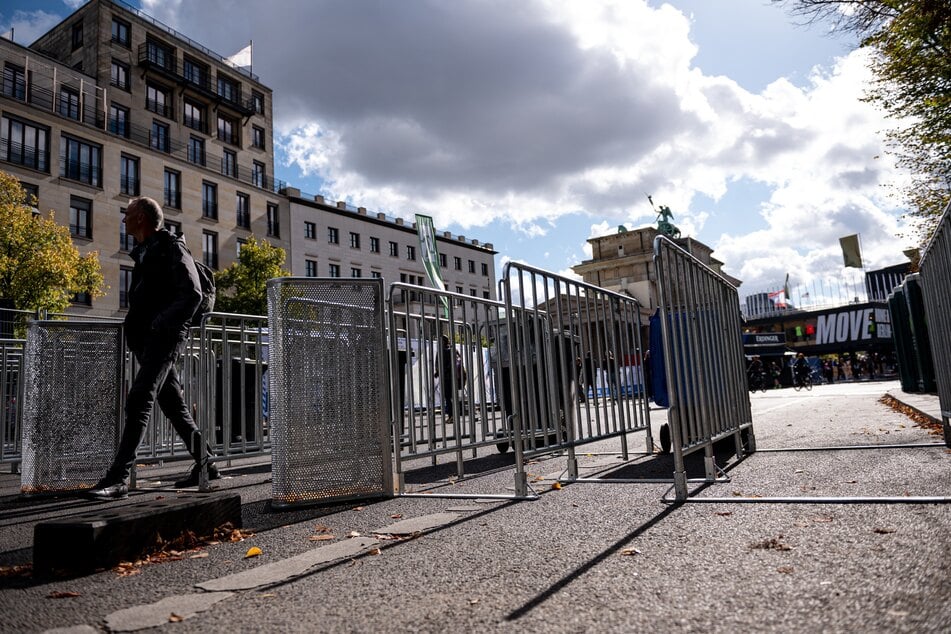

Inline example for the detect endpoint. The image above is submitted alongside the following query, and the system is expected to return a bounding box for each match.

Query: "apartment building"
[1,0,498,319]
[285,190,497,305]
[1,0,284,317]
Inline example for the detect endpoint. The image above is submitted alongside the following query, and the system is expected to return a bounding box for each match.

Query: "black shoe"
[174,463,221,488]
[85,480,129,501]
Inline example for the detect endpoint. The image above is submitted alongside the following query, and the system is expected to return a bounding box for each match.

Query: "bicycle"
[793,372,813,391]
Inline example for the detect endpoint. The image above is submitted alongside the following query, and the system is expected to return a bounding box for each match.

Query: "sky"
[1,0,917,304]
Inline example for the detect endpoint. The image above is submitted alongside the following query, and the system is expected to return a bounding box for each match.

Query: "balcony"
[0,138,50,173]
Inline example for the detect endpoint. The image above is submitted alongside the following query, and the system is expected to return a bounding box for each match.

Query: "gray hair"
[129,196,164,229]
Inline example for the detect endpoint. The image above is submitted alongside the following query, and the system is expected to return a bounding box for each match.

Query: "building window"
[328,264,340,278]
[58,87,80,120]
[111,17,130,47]
[371,271,382,279]
[454,256,462,271]
[217,75,239,103]
[145,40,174,72]
[150,120,169,153]
[236,237,247,256]
[468,259,476,274]
[202,181,217,219]
[119,209,136,251]
[203,231,218,269]
[439,253,447,268]
[69,196,92,239]
[222,149,237,177]
[2,115,49,172]
[349,232,360,249]
[188,136,205,166]
[2,63,26,100]
[108,103,130,137]
[72,292,91,306]
[252,126,265,149]
[119,267,133,308]
[407,245,416,261]
[304,221,316,239]
[60,136,101,186]
[351,268,362,278]
[110,60,130,90]
[236,192,250,228]
[119,155,139,196]
[483,290,490,299]
[389,241,398,257]
[164,169,181,208]
[251,91,265,114]
[252,161,265,188]
[328,227,339,244]
[217,114,238,145]
[19,182,38,211]
[369,237,380,253]
[183,100,205,133]
[267,203,280,237]
[165,220,181,236]
[146,83,170,119]
[71,22,83,51]
[182,57,207,88]
[481,262,489,276]
[305,260,317,277]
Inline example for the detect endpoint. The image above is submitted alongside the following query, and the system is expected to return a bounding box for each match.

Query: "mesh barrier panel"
[20,321,124,494]
[267,279,391,506]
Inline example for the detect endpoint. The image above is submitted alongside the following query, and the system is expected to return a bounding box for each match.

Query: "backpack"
[191,259,216,327]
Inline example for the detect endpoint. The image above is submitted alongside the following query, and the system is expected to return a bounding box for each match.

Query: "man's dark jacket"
[125,229,202,352]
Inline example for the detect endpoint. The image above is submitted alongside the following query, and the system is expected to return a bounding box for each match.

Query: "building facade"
[1,0,498,319]
[285,190,497,305]
[1,0,284,317]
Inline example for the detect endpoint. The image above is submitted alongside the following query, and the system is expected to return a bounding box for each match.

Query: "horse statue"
[656,205,681,239]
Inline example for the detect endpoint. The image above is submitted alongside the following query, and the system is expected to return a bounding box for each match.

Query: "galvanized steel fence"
[19,321,125,495]
[0,339,24,468]
[653,235,754,500]
[917,201,951,446]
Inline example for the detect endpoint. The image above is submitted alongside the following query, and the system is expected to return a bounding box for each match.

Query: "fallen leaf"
[715,511,732,517]
[813,516,834,523]
[353,506,365,511]
[348,531,362,538]
[390,514,403,519]
[619,547,641,557]
[155,495,165,500]
[48,591,80,599]
[309,535,335,542]
[749,537,792,551]
[189,552,209,559]
[314,524,331,533]
[258,593,276,598]
[551,482,562,490]
[169,613,184,623]
[245,547,262,558]
[873,527,897,534]
[777,566,794,574]
[369,548,382,556]
[469,598,480,605]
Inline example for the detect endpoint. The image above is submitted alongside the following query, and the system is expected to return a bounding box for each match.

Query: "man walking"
[86,197,219,500]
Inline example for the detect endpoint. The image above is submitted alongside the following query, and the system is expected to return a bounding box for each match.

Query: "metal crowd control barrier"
[388,283,521,498]
[19,321,124,494]
[917,200,951,446]
[1,339,25,469]
[653,235,754,501]
[501,262,652,496]
[267,278,392,507]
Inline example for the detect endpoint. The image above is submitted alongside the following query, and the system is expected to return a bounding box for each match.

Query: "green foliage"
[214,235,290,316]
[778,1,951,243]
[0,170,104,314]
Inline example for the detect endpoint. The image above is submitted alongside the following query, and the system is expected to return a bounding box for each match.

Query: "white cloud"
[137,0,910,294]
[0,9,63,45]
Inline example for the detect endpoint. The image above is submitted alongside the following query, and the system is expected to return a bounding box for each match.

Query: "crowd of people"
[747,351,892,390]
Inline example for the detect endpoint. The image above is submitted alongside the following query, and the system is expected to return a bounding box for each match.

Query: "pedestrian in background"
[86,197,219,500]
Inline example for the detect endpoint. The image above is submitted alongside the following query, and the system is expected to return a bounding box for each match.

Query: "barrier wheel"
[659,423,671,454]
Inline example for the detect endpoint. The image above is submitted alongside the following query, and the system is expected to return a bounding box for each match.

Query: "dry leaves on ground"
[48,591,81,599]
[749,536,793,551]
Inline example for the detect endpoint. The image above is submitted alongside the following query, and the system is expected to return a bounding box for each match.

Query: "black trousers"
[106,338,205,482]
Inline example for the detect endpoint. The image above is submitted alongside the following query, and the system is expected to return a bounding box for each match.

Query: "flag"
[415,214,449,317]
[783,273,790,299]
[226,43,252,68]
[839,234,863,268]
[768,288,787,309]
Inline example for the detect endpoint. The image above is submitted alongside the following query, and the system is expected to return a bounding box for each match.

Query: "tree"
[214,235,290,316]
[776,1,951,242]
[0,170,104,316]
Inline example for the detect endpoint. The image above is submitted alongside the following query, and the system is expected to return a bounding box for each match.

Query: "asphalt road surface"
[1,379,949,633]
